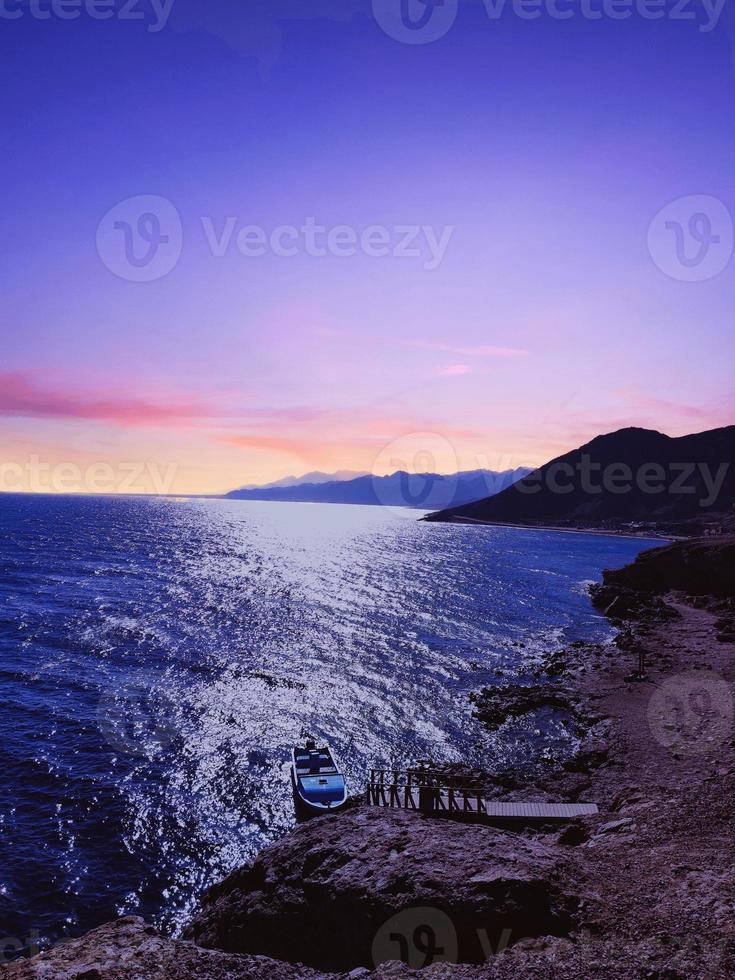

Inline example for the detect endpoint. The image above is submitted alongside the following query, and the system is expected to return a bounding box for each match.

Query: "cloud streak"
[611,385,723,424]
[406,340,529,359]
[437,364,472,376]
[0,372,218,426]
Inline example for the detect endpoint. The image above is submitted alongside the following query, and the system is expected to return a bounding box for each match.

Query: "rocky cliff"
[183,807,578,971]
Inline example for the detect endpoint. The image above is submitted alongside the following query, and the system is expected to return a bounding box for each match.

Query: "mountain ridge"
[236,470,368,491]
[226,467,532,510]
[424,425,735,529]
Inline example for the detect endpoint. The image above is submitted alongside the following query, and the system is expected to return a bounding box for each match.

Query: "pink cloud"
[0,372,218,427]
[0,373,348,434]
[220,411,485,467]
[221,433,316,457]
[610,385,718,423]
[218,406,332,425]
[438,364,472,376]
[406,340,529,359]
[456,345,528,358]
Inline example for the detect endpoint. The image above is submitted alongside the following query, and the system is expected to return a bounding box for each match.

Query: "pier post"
[418,784,435,815]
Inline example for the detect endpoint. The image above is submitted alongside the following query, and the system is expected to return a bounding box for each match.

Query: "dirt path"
[549,599,735,978]
[591,601,734,793]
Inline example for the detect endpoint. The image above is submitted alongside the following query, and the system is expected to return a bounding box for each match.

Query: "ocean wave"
[0,495,653,941]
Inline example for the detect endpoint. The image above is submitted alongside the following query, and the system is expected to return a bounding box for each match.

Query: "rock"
[0,917,323,979]
[469,684,577,732]
[183,807,579,972]
[589,586,638,618]
[597,538,735,600]
[563,724,610,774]
[544,649,569,677]
[594,818,634,836]
[557,822,590,846]
[589,582,682,624]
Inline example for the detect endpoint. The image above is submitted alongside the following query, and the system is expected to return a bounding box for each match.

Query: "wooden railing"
[366,768,491,815]
[366,769,599,822]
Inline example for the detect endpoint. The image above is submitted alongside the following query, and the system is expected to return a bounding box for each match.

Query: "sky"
[1,0,734,495]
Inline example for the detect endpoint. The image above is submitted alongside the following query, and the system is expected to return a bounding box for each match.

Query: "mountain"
[424,426,735,529]
[235,470,367,491]
[226,468,532,509]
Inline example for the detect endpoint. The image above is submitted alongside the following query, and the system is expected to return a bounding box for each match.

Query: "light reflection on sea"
[0,495,655,941]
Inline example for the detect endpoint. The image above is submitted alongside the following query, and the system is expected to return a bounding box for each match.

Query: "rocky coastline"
[5,538,735,979]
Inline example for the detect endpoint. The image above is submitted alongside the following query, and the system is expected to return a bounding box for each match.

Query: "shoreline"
[7,539,734,978]
[423,514,677,541]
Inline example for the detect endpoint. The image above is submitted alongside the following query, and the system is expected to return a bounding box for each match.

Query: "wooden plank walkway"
[456,799,598,819]
[366,770,598,823]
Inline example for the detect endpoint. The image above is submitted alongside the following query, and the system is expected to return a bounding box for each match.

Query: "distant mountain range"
[236,470,367,491]
[226,468,533,509]
[424,426,735,528]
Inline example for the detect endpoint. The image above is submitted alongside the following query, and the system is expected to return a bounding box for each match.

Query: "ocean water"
[0,494,655,949]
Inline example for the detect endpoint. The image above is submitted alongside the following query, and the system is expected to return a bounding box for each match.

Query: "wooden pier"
[367,769,598,823]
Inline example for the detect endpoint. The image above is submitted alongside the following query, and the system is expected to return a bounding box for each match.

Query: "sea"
[0,493,656,950]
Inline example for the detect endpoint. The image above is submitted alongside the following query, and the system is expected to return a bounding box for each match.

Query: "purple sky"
[1,0,734,493]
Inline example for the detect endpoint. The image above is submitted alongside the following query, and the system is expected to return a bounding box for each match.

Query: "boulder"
[183,807,579,972]
[1,917,324,980]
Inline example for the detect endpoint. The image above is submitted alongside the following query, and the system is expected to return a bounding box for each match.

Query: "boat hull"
[291,771,348,817]
[290,743,349,818]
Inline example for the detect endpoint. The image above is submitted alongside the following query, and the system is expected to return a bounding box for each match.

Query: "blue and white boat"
[290,739,349,817]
